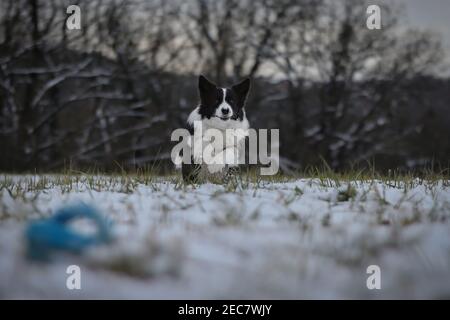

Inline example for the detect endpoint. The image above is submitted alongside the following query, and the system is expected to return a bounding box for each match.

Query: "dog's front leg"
[207,147,239,174]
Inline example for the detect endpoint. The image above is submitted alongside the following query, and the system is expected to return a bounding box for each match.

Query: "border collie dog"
[181,75,251,183]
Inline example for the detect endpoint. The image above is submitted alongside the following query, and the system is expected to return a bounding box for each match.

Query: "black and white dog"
[181,75,251,183]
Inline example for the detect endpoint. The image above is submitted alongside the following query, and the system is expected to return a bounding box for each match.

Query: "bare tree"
[180,0,320,83]
[0,0,183,170]
[270,0,443,169]
[0,0,446,172]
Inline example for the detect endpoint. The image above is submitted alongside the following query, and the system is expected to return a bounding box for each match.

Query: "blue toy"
[25,203,113,261]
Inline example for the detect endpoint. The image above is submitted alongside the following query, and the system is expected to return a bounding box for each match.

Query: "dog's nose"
[221,108,230,115]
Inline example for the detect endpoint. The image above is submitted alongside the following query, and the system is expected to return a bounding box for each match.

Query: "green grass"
[1,164,449,196]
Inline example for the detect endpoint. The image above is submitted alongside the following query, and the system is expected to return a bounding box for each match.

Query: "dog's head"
[197,75,250,121]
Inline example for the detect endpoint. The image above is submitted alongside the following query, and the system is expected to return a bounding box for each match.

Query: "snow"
[1,176,450,299]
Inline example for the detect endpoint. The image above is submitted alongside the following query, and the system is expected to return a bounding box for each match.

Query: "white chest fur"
[187,108,249,174]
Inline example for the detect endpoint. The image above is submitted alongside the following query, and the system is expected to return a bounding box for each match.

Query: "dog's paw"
[223,166,240,184]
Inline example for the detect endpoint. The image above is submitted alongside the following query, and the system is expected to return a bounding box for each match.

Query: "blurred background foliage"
[0,0,448,173]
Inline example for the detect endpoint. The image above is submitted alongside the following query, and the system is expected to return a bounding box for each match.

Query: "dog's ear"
[231,78,251,108]
[198,75,217,105]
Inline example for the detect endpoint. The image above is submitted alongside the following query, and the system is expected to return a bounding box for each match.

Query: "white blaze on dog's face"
[216,88,233,120]
[197,75,250,128]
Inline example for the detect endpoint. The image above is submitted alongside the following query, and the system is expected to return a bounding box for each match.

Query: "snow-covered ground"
[1,175,450,299]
